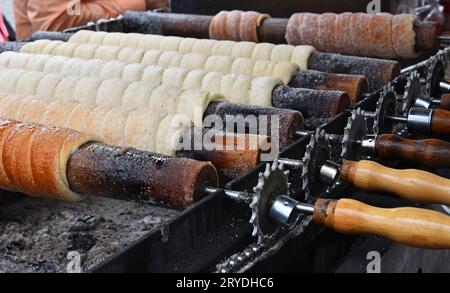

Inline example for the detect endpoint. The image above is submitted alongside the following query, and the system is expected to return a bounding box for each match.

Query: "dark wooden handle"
[432,109,450,139]
[313,198,450,249]
[375,134,450,168]
[439,94,450,111]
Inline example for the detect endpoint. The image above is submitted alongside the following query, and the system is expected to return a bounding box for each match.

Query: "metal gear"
[341,108,368,162]
[302,129,331,201]
[373,85,397,135]
[249,160,290,243]
[426,55,446,98]
[401,71,421,115]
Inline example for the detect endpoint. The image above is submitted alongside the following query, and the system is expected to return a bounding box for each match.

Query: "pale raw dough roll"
[159,36,183,52]
[0,53,283,110]
[182,70,208,91]
[0,94,191,156]
[0,68,27,93]
[249,77,280,107]
[204,55,234,73]
[16,71,46,95]
[54,76,79,100]
[95,79,129,107]
[18,41,301,81]
[211,40,235,56]
[252,43,276,61]
[155,114,192,156]
[72,77,101,105]
[93,45,121,61]
[0,118,99,201]
[122,82,158,109]
[67,31,315,68]
[123,110,164,152]
[0,68,219,126]
[162,67,189,88]
[102,107,128,146]
[178,38,197,54]
[36,73,65,98]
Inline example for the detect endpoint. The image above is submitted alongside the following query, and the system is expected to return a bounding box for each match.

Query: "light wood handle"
[313,198,450,249]
[341,160,450,205]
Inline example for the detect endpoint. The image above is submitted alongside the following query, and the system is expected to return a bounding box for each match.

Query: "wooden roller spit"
[1,39,370,101]
[0,94,264,180]
[203,101,304,148]
[271,86,350,120]
[67,142,219,209]
[122,11,439,59]
[0,66,344,125]
[0,118,219,209]
[67,29,396,91]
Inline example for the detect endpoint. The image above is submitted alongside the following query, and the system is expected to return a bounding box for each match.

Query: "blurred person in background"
[14,0,169,40]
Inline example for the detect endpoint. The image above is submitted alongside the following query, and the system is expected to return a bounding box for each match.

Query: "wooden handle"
[375,134,450,168]
[439,94,450,111]
[313,198,450,249]
[340,160,450,205]
[432,109,450,139]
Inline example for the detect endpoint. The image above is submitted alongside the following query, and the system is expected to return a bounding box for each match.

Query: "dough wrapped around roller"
[0,93,192,157]
[64,30,315,69]
[209,10,271,42]
[0,118,99,201]
[0,53,282,107]
[20,40,299,83]
[286,12,419,59]
[0,67,221,126]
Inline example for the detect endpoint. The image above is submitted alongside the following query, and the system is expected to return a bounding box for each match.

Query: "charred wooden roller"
[0,118,218,209]
[0,52,308,144]
[203,101,304,148]
[121,11,439,58]
[67,142,219,209]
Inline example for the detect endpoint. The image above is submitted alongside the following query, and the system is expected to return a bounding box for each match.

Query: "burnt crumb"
[6,239,26,251]
[33,261,56,273]
[68,233,97,252]
[70,216,105,232]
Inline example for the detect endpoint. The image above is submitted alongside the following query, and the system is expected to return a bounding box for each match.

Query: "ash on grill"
[0,196,178,273]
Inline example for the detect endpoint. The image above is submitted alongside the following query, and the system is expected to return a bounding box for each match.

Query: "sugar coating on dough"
[95,79,128,107]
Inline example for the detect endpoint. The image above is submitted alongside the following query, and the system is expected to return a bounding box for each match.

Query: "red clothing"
[14,0,147,40]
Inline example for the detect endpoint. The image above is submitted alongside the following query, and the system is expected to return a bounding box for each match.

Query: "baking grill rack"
[0,16,449,273]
